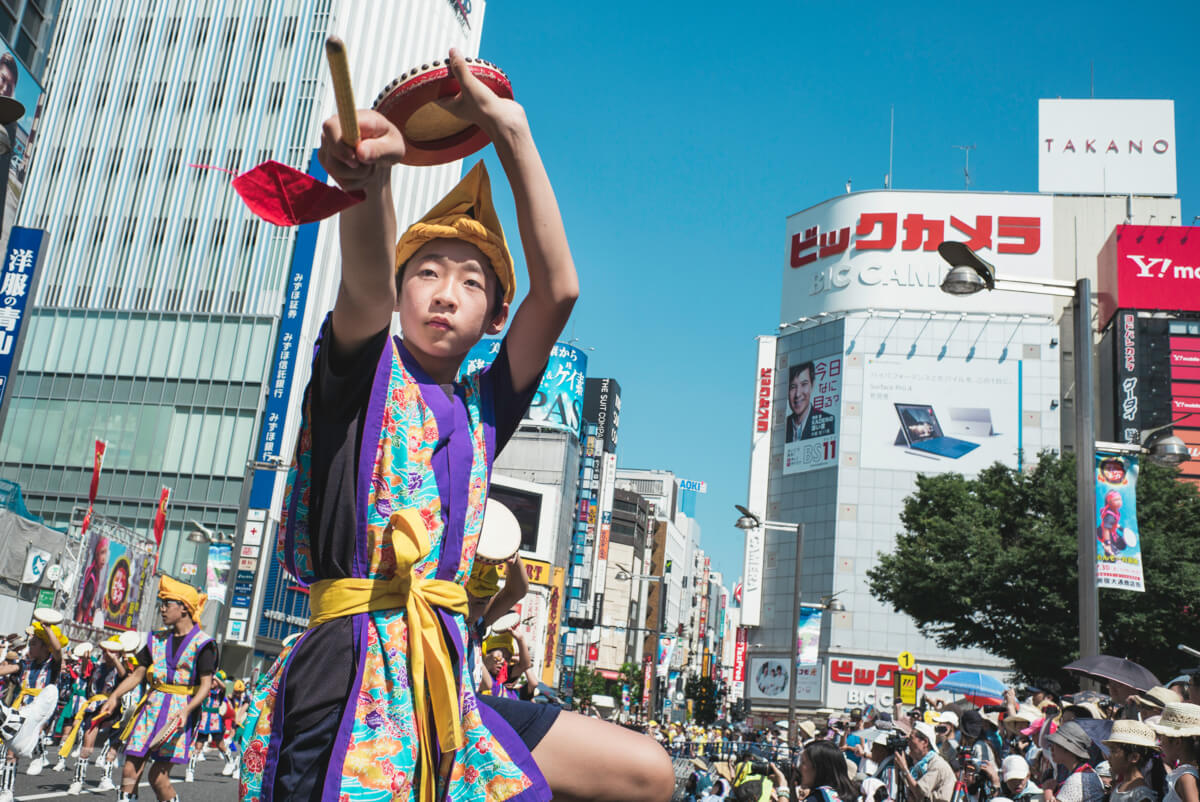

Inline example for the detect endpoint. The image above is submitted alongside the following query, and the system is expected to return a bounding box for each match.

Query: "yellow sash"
[118,673,198,742]
[58,693,108,757]
[12,686,40,710]
[307,509,468,802]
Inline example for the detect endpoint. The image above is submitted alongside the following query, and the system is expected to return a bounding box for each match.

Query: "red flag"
[80,504,93,536]
[587,642,599,662]
[152,487,171,548]
[88,439,106,504]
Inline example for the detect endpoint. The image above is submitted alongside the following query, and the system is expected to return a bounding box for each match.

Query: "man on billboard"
[786,361,835,442]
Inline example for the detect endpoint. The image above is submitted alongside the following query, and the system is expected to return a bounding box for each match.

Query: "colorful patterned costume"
[240,327,550,802]
[197,686,226,736]
[123,627,214,764]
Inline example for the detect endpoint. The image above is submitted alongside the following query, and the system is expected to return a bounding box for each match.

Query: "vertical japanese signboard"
[0,226,43,410]
[741,335,776,627]
[1095,452,1144,592]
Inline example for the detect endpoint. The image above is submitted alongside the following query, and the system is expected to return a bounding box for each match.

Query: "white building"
[741,181,1181,713]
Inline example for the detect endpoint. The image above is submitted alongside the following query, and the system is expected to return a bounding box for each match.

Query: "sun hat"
[797,720,817,740]
[876,711,895,731]
[1005,704,1042,731]
[960,710,985,738]
[913,722,938,745]
[1130,686,1182,710]
[1063,702,1104,720]
[1103,719,1158,749]
[935,711,959,728]
[873,732,892,748]
[1149,702,1200,738]
[982,711,1001,728]
[1046,720,1092,760]
[1001,755,1030,782]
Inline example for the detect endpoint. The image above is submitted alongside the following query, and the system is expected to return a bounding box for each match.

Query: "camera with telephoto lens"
[885,733,908,753]
[750,761,773,776]
[956,746,982,771]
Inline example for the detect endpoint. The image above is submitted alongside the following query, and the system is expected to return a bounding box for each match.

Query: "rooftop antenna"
[953,144,976,190]
[887,104,895,189]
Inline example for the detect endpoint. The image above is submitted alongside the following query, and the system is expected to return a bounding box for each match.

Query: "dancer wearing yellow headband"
[98,576,216,802]
[236,48,672,802]
[0,618,64,798]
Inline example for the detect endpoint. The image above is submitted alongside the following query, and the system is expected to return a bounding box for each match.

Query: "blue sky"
[468,1,1198,584]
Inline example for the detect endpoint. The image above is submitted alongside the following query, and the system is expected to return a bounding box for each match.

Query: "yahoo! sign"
[1097,225,1200,327]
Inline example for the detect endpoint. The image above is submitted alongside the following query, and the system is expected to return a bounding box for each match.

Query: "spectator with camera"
[981,754,1043,801]
[933,712,960,768]
[895,722,956,802]
[732,745,787,802]
[958,710,1001,801]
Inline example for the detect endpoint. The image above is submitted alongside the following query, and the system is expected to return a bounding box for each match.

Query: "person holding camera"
[957,710,1001,802]
[869,731,906,801]
[732,746,787,802]
[895,723,956,802]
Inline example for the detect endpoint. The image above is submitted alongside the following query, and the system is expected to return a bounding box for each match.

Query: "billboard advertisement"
[205,543,232,604]
[747,656,822,703]
[583,377,621,452]
[782,354,841,474]
[466,341,587,435]
[72,522,152,631]
[861,356,1021,474]
[1095,453,1144,592]
[0,44,45,253]
[1097,225,1200,329]
[797,607,821,665]
[740,335,776,627]
[782,191,1054,321]
[1038,99,1176,196]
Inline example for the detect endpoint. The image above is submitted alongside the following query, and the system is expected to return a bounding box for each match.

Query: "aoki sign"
[781,191,1054,321]
[1038,99,1176,196]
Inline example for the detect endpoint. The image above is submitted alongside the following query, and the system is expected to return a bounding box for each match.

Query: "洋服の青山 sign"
[756,367,772,433]
[781,191,1054,321]
[1098,225,1200,328]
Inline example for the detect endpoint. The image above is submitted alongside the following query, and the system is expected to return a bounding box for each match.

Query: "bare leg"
[531,711,675,802]
[148,759,176,800]
[121,754,147,793]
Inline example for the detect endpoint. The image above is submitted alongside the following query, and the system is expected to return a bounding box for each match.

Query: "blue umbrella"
[931,671,1007,700]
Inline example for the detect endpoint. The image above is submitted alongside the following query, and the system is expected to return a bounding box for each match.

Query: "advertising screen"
[0,40,45,253]
[464,340,587,435]
[782,354,841,475]
[861,356,1021,474]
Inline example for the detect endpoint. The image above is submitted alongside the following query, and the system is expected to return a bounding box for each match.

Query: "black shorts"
[475,694,561,751]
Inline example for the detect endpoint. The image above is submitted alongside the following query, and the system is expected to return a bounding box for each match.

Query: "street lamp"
[734,507,806,752]
[616,568,667,719]
[937,242,1191,660]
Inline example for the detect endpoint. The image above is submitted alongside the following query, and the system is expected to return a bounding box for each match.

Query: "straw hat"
[1005,704,1042,732]
[1103,720,1158,749]
[1064,701,1104,720]
[797,720,817,740]
[1130,686,1182,710]
[1150,702,1200,738]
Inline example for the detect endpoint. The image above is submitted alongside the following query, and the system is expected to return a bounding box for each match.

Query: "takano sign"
[781,191,1054,322]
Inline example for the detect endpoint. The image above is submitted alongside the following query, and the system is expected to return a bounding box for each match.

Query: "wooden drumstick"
[324,35,359,147]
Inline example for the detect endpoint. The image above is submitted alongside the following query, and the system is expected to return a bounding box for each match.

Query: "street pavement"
[10,753,239,801]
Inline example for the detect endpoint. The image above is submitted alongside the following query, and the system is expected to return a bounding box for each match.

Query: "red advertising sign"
[756,368,773,433]
[732,627,747,683]
[1098,225,1200,328]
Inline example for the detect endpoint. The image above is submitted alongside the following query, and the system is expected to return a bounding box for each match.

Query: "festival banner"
[81,438,106,535]
[205,543,232,605]
[72,523,150,630]
[657,636,675,678]
[1096,452,1144,592]
[797,607,822,665]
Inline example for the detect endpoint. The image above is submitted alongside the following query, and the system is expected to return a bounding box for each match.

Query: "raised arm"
[317,111,408,359]
[439,50,579,393]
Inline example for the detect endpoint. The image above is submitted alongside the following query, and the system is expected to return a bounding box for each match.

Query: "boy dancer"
[187,672,233,782]
[98,577,216,802]
[60,638,127,794]
[0,619,65,799]
[238,49,673,802]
